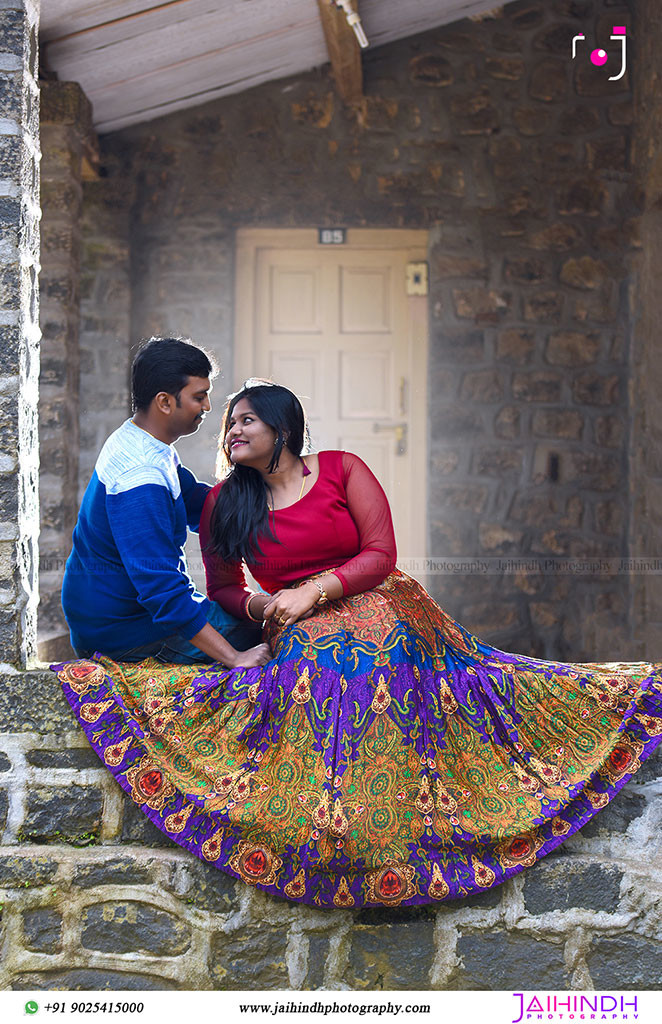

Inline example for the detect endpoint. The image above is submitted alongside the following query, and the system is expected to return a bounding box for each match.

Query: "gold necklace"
[268,466,307,512]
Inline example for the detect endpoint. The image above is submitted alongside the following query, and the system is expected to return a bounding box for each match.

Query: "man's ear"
[154,391,172,415]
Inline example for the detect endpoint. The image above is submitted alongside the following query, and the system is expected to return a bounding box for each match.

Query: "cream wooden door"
[235,229,428,565]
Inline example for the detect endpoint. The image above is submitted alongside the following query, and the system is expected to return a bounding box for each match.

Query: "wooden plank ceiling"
[42,0,500,134]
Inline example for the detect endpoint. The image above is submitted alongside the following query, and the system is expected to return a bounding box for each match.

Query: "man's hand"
[227,643,271,668]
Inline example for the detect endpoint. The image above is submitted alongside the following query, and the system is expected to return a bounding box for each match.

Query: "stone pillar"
[630,0,662,658]
[0,0,40,668]
[38,82,97,659]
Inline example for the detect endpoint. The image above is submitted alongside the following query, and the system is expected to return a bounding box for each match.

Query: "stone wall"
[86,0,639,662]
[0,0,40,669]
[0,674,661,990]
[38,82,96,659]
[76,140,132,500]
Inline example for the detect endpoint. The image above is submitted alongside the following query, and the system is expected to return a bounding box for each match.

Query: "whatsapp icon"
[25,1002,39,1015]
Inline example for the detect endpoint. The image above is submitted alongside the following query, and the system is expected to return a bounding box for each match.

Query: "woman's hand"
[263,583,320,628]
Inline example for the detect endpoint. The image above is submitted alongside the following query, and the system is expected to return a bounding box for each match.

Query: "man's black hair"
[131,336,216,412]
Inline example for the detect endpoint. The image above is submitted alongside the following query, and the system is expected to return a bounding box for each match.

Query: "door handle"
[373,421,408,456]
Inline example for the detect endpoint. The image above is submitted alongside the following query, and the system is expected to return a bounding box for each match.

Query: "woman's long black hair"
[206,380,311,563]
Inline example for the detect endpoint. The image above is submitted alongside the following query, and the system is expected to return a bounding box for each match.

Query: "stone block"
[529,59,568,102]
[496,329,535,365]
[514,106,553,136]
[529,223,582,251]
[163,857,239,913]
[437,485,489,515]
[489,136,523,181]
[557,179,607,216]
[560,257,609,290]
[0,670,76,733]
[0,263,21,307]
[546,331,601,366]
[81,901,191,956]
[558,106,601,135]
[608,100,633,126]
[0,749,10,771]
[492,32,521,53]
[0,197,21,228]
[430,254,487,279]
[460,370,504,402]
[495,406,521,439]
[450,89,499,135]
[11,969,178,991]
[0,785,7,829]
[210,923,289,989]
[630,744,662,785]
[594,500,624,536]
[431,404,484,439]
[532,409,583,439]
[120,794,178,849]
[478,522,524,553]
[533,22,577,54]
[73,857,152,889]
[304,932,330,989]
[504,257,546,284]
[578,787,646,836]
[587,935,662,990]
[573,287,618,324]
[0,854,58,887]
[452,288,511,322]
[586,136,627,172]
[433,331,485,363]
[453,931,568,990]
[409,55,453,87]
[22,785,103,845]
[564,451,620,491]
[23,907,63,954]
[522,291,564,323]
[512,371,562,403]
[486,57,525,80]
[572,373,620,406]
[346,919,435,989]
[523,858,623,914]
[475,446,524,477]
[26,747,102,770]
[442,885,502,910]
[575,62,629,98]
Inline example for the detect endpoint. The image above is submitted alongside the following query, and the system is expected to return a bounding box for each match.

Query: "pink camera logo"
[572,26,627,81]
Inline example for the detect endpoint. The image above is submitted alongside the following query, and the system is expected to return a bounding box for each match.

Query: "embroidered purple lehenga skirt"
[52,571,662,908]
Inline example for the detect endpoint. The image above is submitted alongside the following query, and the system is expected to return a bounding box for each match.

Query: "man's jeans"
[75,601,262,665]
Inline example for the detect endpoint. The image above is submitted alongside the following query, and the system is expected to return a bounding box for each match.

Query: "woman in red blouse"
[200,381,397,628]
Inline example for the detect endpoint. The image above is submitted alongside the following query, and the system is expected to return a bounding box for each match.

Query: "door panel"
[236,229,428,565]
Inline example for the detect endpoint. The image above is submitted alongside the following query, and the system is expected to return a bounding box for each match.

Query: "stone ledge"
[0,669,75,732]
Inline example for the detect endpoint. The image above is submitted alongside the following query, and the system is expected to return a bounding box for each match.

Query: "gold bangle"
[307,579,329,605]
[245,593,263,622]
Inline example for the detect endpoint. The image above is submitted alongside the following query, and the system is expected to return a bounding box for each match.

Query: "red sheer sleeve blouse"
[199,450,397,619]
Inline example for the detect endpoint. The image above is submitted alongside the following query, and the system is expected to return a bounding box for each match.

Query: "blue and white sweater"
[62,419,211,656]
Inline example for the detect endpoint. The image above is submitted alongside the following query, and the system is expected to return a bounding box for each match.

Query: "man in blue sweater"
[62,336,270,668]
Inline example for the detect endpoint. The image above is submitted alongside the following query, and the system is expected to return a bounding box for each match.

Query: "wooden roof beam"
[316,0,364,104]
